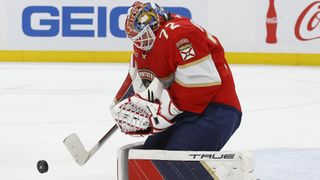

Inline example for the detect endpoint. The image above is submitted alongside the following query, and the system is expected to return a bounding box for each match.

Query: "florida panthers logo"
[138,69,157,88]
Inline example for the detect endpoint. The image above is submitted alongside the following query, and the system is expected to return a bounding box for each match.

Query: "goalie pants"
[144,103,242,151]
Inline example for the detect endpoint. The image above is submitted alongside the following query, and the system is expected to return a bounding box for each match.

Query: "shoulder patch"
[176,38,196,61]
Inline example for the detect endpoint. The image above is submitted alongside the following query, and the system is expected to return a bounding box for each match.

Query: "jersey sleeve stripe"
[175,54,221,87]
[175,79,221,88]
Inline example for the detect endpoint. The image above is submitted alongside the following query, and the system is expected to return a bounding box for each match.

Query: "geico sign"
[22,6,191,38]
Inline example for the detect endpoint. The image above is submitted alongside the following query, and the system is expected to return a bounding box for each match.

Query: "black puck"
[37,160,49,173]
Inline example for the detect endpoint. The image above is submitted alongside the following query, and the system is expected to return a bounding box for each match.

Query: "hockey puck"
[37,160,49,173]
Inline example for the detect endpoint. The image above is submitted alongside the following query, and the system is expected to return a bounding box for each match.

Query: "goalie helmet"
[125,1,168,51]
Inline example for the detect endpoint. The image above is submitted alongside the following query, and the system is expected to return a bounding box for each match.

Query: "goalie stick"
[63,124,118,165]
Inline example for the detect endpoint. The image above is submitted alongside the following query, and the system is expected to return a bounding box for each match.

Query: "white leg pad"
[205,151,256,180]
[117,142,257,180]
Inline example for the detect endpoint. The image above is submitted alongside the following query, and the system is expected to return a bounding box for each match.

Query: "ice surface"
[0,63,319,180]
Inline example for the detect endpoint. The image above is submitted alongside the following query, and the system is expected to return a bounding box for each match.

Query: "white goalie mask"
[130,25,156,51]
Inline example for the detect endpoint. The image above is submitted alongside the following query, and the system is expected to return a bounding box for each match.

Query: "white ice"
[0,63,319,180]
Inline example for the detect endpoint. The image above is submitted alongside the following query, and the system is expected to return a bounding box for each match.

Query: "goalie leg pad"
[117,142,257,180]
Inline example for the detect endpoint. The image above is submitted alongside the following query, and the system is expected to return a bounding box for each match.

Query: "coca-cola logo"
[267,17,277,24]
[295,1,320,41]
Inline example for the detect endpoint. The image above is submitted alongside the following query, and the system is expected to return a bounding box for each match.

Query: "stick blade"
[63,133,90,165]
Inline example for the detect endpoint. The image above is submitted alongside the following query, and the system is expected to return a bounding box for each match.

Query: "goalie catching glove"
[111,78,182,135]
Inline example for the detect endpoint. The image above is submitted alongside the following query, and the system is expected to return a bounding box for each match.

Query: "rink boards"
[0,0,319,65]
[0,51,320,66]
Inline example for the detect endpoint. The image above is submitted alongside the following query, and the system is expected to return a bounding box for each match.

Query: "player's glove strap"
[146,89,182,134]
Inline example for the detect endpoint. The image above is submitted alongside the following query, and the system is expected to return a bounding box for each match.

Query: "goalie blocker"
[118,142,257,180]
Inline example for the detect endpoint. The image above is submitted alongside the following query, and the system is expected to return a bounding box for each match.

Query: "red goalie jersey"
[127,14,241,114]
